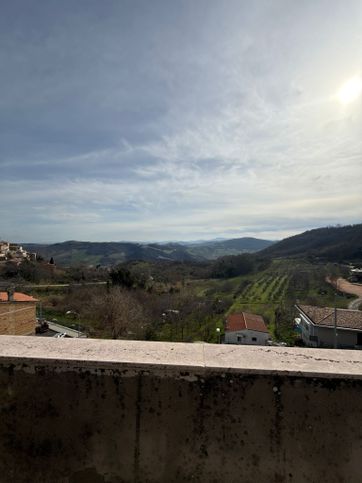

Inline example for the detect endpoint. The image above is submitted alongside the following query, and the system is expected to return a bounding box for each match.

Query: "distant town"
[0,240,37,264]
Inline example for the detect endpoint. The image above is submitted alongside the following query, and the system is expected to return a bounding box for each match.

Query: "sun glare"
[337,76,362,104]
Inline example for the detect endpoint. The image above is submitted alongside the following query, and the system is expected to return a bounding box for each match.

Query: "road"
[330,277,362,310]
[349,298,362,310]
[21,281,107,289]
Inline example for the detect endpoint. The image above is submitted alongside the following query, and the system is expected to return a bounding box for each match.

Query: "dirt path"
[349,298,362,310]
[328,277,362,310]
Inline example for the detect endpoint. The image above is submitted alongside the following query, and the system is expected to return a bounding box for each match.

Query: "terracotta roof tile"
[0,292,38,303]
[298,304,362,331]
[226,313,247,332]
[226,312,269,333]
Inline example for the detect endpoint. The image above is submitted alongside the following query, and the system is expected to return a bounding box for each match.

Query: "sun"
[337,76,362,104]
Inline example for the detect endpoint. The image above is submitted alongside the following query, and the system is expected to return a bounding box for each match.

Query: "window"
[237,336,242,342]
[252,337,257,342]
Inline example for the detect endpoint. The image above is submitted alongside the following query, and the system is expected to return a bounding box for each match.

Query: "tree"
[110,266,134,288]
[211,254,255,278]
[110,264,150,289]
[1,262,18,279]
[83,287,147,339]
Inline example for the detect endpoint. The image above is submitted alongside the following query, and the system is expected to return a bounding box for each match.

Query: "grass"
[25,257,355,344]
[190,259,353,343]
[40,306,107,338]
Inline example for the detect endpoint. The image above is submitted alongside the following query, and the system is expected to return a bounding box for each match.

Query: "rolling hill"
[23,237,274,266]
[260,224,362,261]
[185,237,274,259]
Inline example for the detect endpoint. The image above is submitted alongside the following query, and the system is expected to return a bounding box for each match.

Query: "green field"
[26,258,354,345]
[190,259,353,343]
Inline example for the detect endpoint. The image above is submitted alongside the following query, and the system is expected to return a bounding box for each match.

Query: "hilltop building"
[0,241,10,261]
[0,240,36,263]
[224,312,270,345]
[295,304,362,349]
[0,290,38,335]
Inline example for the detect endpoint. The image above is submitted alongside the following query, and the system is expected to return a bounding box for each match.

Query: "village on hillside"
[0,240,36,264]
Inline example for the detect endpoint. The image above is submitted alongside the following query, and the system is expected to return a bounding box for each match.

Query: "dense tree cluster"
[0,258,109,285]
[210,254,270,279]
[211,254,255,278]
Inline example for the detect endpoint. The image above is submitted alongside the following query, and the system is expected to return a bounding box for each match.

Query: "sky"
[0,0,361,243]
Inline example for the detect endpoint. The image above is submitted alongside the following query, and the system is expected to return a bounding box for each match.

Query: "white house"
[295,304,362,349]
[0,241,34,262]
[224,312,270,346]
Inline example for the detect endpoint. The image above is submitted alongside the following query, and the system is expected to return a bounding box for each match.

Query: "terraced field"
[190,259,352,342]
[236,274,289,304]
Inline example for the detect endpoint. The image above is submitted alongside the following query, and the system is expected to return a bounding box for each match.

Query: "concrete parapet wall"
[0,337,361,482]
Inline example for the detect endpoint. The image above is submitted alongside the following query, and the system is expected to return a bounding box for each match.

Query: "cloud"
[0,0,361,242]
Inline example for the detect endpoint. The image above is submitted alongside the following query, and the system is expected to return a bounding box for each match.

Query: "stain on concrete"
[0,362,361,482]
[69,467,106,483]
[133,373,142,483]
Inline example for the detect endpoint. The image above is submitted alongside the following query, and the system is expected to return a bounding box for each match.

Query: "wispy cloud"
[0,0,361,242]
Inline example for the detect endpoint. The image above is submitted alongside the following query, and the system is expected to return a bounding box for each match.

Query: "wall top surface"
[0,336,361,379]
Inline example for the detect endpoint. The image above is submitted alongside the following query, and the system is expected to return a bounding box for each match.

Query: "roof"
[298,304,362,331]
[226,312,269,333]
[0,292,38,303]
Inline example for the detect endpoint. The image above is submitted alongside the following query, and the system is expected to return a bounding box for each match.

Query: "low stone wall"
[0,336,361,482]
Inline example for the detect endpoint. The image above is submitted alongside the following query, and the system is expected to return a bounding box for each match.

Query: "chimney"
[6,287,14,302]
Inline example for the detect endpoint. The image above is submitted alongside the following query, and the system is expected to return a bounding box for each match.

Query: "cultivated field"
[191,259,353,342]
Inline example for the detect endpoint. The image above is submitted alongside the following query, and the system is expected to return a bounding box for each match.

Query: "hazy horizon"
[10,222,359,245]
[14,235,279,245]
[1,0,361,242]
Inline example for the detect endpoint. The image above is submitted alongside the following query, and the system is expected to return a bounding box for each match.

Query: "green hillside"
[261,224,362,261]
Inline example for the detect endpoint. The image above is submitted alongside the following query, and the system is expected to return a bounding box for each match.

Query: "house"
[295,304,362,349]
[0,290,38,335]
[0,241,10,261]
[224,312,270,345]
[0,241,10,253]
[0,241,34,263]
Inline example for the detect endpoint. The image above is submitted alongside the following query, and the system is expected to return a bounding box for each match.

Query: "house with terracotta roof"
[295,304,362,349]
[224,312,271,345]
[0,290,38,336]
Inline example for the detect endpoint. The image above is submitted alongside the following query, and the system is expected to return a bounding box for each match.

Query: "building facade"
[224,312,270,345]
[0,291,38,336]
[295,304,362,349]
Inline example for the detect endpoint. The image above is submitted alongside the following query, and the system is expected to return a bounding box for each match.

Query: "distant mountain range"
[23,237,274,266]
[260,224,362,261]
[22,224,362,266]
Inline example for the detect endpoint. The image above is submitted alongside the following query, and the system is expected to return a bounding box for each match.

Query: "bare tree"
[84,287,148,339]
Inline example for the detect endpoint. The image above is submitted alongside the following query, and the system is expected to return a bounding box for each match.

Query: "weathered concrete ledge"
[1,336,362,482]
[0,335,361,379]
